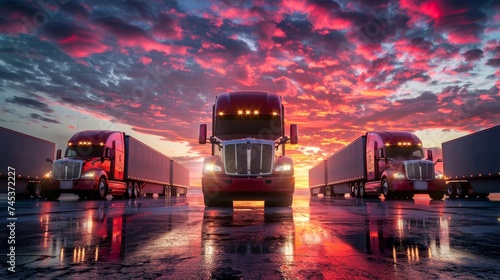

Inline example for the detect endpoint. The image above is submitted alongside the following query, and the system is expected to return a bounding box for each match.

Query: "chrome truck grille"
[53,160,82,180]
[223,140,274,175]
[404,160,434,180]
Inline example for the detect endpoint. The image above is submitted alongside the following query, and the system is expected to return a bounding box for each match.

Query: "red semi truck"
[198,91,298,207]
[309,131,446,200]
[442,125,500,198]
[0,127,59,198]
[46,130,189,199]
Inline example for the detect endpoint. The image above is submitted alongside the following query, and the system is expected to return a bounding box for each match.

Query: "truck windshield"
[65,145,105,159]
[215,115,282,140]
[386,146,424,160]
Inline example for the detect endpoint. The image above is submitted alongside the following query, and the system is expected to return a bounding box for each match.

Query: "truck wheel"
[132,182,140,198]
[456,183,467,198]
[353,183,360,198]
[446,184,456,198]
[359,183,366,198]
[350,184,355,198]
[429,192,444,200]
[45,191,61,200]
[125,182,133,198]
[31,182,41,198]
[382,178,393,200]
[95,177,108,199]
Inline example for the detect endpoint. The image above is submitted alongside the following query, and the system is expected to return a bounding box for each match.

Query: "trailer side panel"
[442,125,500,178]
[171,160,189,188]
[125,136,171,184]
[0,127,55,179]
[326,136,366,185]
[309,160,326,189]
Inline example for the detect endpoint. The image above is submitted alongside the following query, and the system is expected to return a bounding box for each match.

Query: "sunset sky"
[1,0,499,189]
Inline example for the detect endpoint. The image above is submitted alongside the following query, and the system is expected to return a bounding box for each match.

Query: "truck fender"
[381,168,399,182]
[83,168,108,186]
[274,156,294,174]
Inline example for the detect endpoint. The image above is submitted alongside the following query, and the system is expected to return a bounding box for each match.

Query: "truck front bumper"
[50,179,97,193]
[202,175,294,201]
[392,179,447,193]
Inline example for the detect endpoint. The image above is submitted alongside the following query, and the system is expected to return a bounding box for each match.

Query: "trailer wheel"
[382,178,393,200]
[95,177,108,199]
[456,183,467,198]
[446,184,456,198]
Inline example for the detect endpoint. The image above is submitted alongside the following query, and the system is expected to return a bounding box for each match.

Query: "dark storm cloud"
[95,17,148,39]
[308,0,341,10]
[30,113,60,123]
[6,96,54,113]
[486,58,500,67]
[463,49,484,61]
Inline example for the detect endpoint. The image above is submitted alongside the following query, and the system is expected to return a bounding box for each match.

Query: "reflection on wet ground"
[1,194,499,279]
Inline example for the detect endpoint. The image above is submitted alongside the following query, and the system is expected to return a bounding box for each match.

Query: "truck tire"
[267,195,293,207]
[125,182,133,198]
[158,186,166,197]
[456,183,467,198]
[94,177,108,199]
[382,178,393,200]
[359,182,366,198]
[429,192,444,200]
[31,182,41,198]
[45,191,61,200]
[446,184,456,198]
[353,182,360,198]
[204,196,232,207]
[132,182,140,198]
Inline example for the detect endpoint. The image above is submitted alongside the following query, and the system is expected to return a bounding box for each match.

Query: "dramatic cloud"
[6,96,54,113]
[0,0,499,187]
[30,113,60,124]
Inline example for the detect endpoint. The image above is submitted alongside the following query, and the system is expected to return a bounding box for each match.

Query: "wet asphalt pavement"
[1,192,499,279]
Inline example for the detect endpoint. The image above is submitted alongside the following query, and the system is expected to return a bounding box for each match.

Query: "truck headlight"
[43,171,52,179]
[81,171,96,179]
[275,164,292,172]
[392,172,405,179]
[435,173,445,180]
[204,163,222,173]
